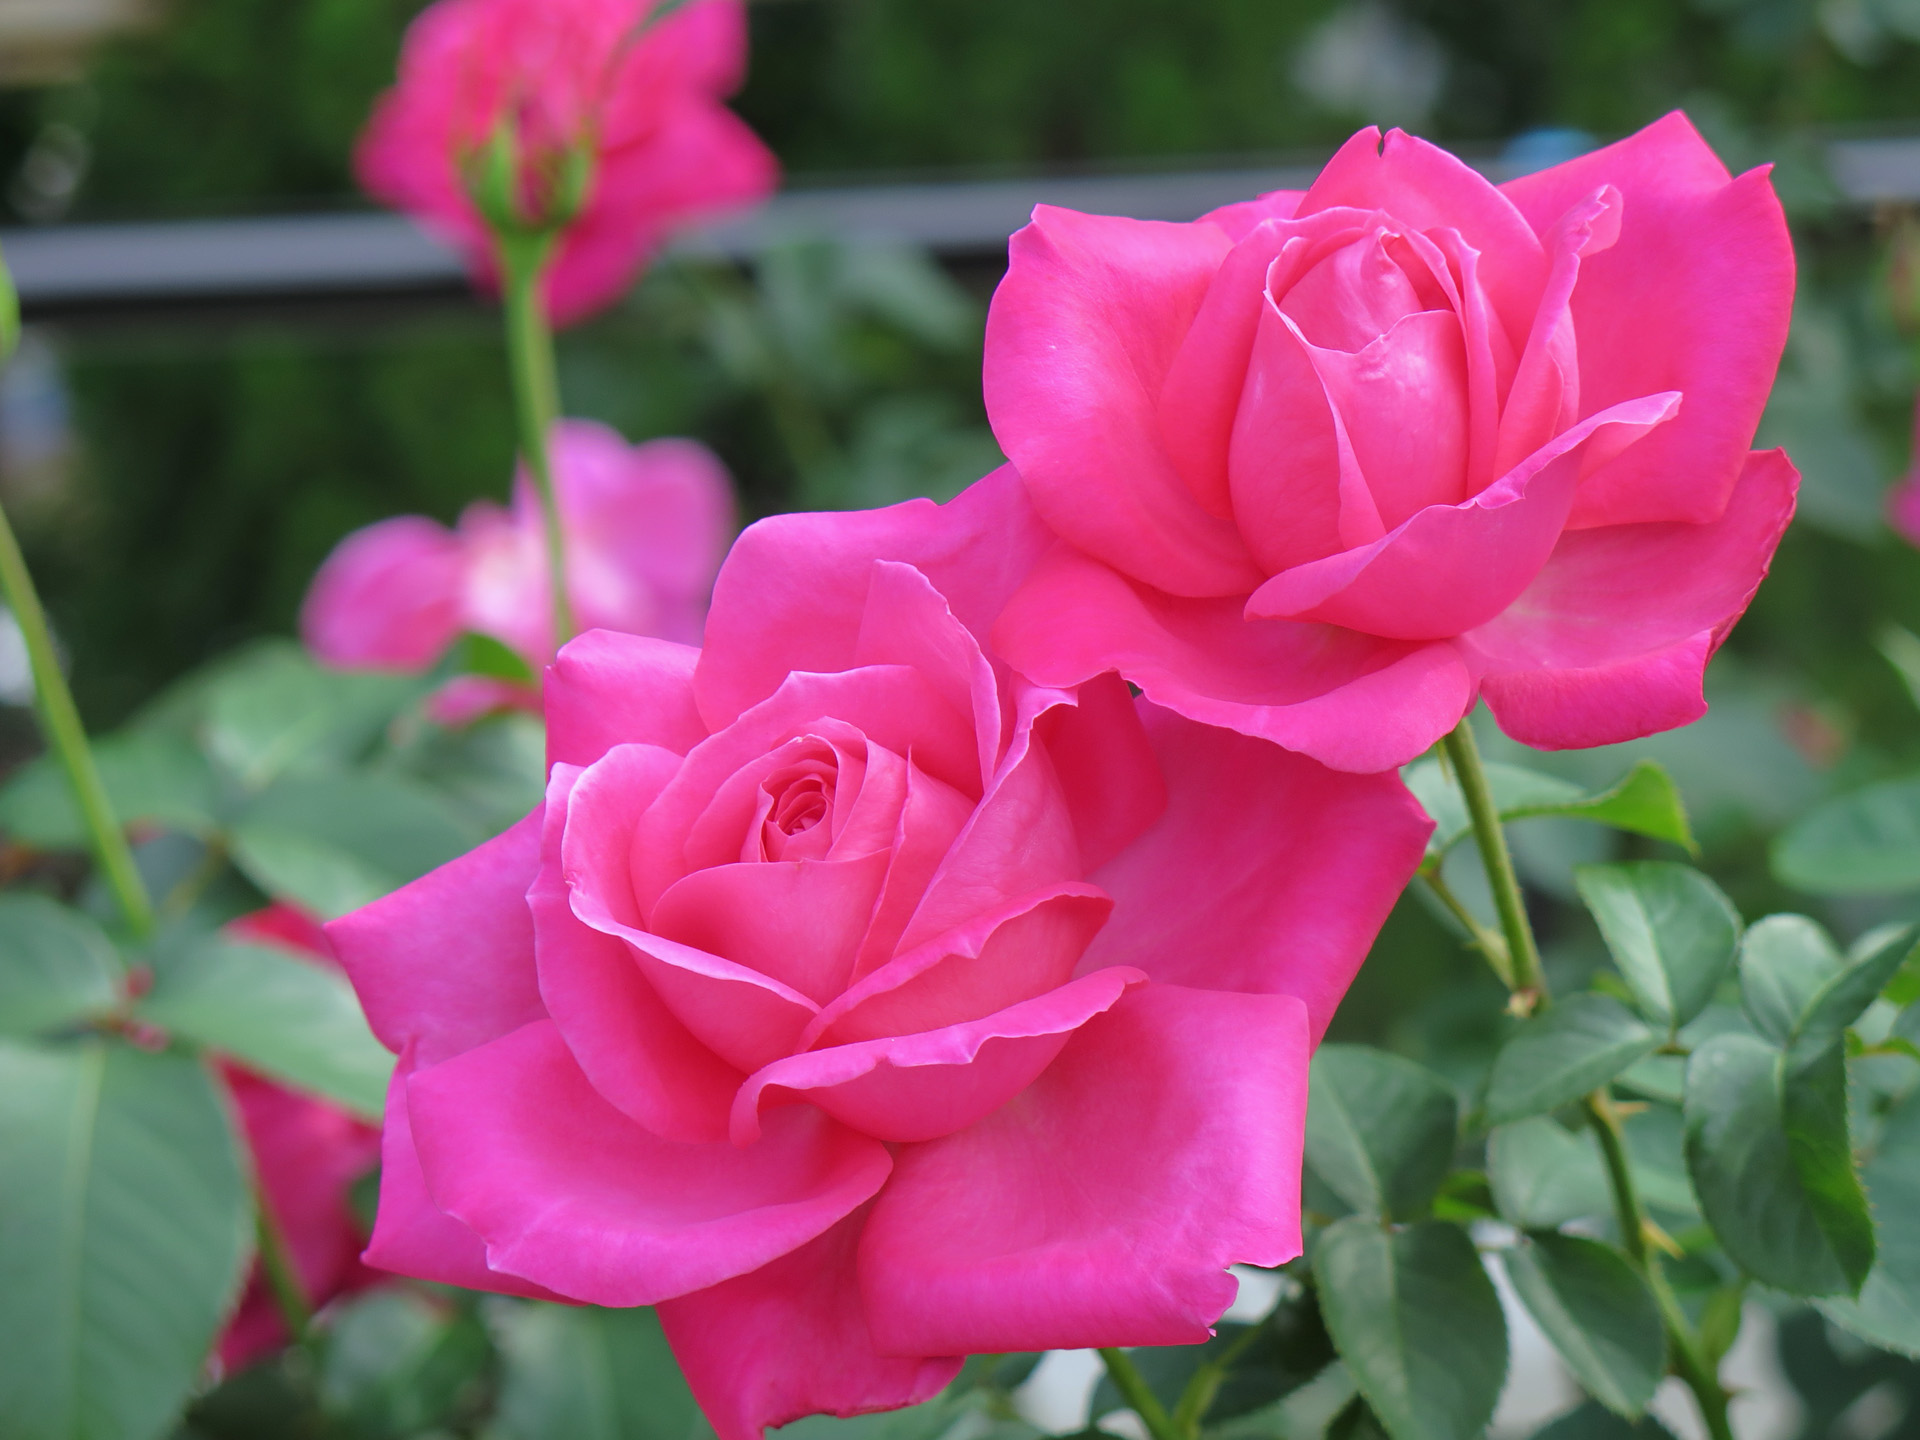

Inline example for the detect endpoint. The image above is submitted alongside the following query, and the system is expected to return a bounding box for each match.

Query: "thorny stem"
[1097,1349,1183,1440]
[499,234,575,654]
[1420,867,1515,989]
[1450,716,1734,1440]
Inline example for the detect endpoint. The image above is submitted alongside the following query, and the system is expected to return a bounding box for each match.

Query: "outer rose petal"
[696,466,1052,730]
[300,516,464,671]
[1501,113,1793,527]
[328,810,546,1067]
[859,984,1310,1353]
[1077,703,1430,1043]
[361,1054,563,1301]
[992,541,1473,773]
[983,207,1266,597]
[546,631,708,769]
[658,1211,962,1440]
[732,967,1146,1145]
[1031,671,1167,872]
[1200,188,1306,241]
[1469,447,1798,749]
[407,1020,892,1306]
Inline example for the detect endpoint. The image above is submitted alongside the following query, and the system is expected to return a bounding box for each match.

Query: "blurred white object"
[0,0,153,85]
[1291,1,1447,129]
[0,605,34,706]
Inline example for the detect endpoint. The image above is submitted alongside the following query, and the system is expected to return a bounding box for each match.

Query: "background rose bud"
[984,113,1798,772]
[328,467,1431,1439]
[301,420,735,684]
[216,906,382,1373]
[355,0,778,325]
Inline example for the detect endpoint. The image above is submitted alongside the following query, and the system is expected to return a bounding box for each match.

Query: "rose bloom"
[216,907,381,1372]
[984,114,1798,773]
[356,0,777,325]
[1888,403,1920,548]
[329,468,1430,1437]
[301,420,733,715]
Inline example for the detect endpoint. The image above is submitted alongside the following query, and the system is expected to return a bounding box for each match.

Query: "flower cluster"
[331,9,1799,1435]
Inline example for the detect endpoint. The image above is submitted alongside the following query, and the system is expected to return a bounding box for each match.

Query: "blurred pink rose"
[216,906,381,1372]
[1888,403,1920,546]
[356,0,778,325]
[329,468,1430,1438]
[301,420,735,692]
[984,113,1798,772]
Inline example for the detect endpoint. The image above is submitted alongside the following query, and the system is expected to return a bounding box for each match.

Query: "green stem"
[254,1194,313,1342]
[1450,738,1732,1440]
[1441,719,1546,1007]
[498,234,575,654]
[1097,1349,1183,1440]
[0,500,153,938]
[1170,1322,1266,1437]
[1420,868,1515,990]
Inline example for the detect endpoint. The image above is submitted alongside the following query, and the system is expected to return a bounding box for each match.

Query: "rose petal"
[1246,390,1681,639]
[696,465,1052,729]
[984,206,1265,597]
[658,1211,961,1440]
[809,885,1113,1051]
[1031,671,1167,872]
[536,763,740,1144]
[733,966,1144,1145]
[1201,188,1306,241]
[407,1020,891,1306]
[1299,126,1548,350]
[859,984,1309,1353]
[546,630,708,769]
[1077,703,1429,1042]
[1501,112,1793,527]
[300,516,465,672]
[328,809,546,1066]
[992,541,1474,773]
[360,1053,562,1300]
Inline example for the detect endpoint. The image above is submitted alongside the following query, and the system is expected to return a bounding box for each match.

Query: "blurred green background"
[9,0,1920,1074]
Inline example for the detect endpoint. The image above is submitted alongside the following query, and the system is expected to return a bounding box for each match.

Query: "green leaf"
[1306,1045,1459,1222]
[1405,759,1693,860]
[1820,1083,1920,1355]
[316,1289,494,1438]
[1087,1291,1335,1426]
[1484,994,1661,1127]
[1487,1118,1612,1230]
[1738,914,1843,1048]
[0,896,120,1036]
[201,642,423,790]
[1575,863,1740,1030]
[1314,1217,1508,1440]
[1500,1233,1664,1417]
[489,1303,703,1440]
[0,732,217,848]
[1684,1033,1873,1295]
[1773,776,1920,895]
[1531,1402,1679,1440]
[136,937,391,1119]
[446,631,538,687]
[0,1038,251,1440]
[1788,925,1919,1073]
[228,772,482,919]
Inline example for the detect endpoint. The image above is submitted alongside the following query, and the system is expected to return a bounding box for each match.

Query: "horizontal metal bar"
[3,133,1912,310]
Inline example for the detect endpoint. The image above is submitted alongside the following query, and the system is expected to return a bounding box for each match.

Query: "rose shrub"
[329,468,1430,1437]
[985,113,1798,772]
[356,0,777,325]
[216,907,382,1372]
[302,419,733,714]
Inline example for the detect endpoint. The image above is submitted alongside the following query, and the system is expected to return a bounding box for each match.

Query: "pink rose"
[1888,402,1920,547]
[356,0,778,325]
[329,468,1430,1437]
[301,420,734,692]
[216,907,381,1372]
[984,114,1799,772]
